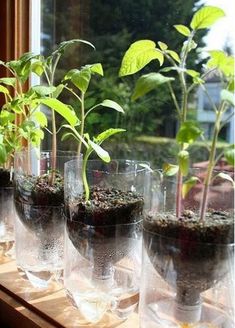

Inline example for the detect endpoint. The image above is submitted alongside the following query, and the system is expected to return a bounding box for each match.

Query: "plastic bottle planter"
[13,150,77,289]
[140,171,234,328]
[64,159,150,324]
[0,168,15,257]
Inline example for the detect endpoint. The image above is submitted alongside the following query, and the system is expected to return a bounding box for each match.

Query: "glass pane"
[40,0,234,152]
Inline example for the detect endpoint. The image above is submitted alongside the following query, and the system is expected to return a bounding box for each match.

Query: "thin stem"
[82,152,90,202]
[199,101,226,222]
[201,84,218,113]
[188,68,217,94]
[77,92,85,157]
[64,85,82,102]
[48,53,61,184]
[176,171,183,217]
[167,82,181,121]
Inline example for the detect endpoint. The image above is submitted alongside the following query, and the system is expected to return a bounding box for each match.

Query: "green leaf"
[39,98,77,126]
[119,40,164,77]
[165,50,180,63]
[52,39,95,57]
[71,68,91,93]
[0,110,15,125]
[0,144,7,164]
[88,140,110,163]
[0,85,9,95]
[186,69,200,78]
[182,177,199,199]
[99,99,125,113]
[216,173,235,187]
[190,6,225,30]
[52,84,64,98]
[33,111,48,127]
[163,163,179,176]
[95,128,125,144]
[176,121,202,144]
[178,150,189,176]
[224,147,235,166]
[132,73,174,101]
[182,39,197,53]
[158,41,168,51]
[0,78,16,86]
[31,85,57,96]
[32,61,44,76]
[63,69,79,81]
[221,89,234,106]
[89,63,103,76]
[207,51,234,76]
[174,24,191,36]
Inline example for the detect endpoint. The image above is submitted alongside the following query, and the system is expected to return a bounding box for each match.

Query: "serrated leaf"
[182,177,200,198]
[32,85,56,96]
[89,63,103,76]
[178,150,189,176]
[99,99,125,113]
[207,51,234,76]
[221,89,234,106]
[0,78,16,86]
[163,163,179,176]
[165,50,180,63]
[119,40,164,77]
[95,128,125,144]
[174,24,191,36]
[190,6,225,30]
[0,85,9,95]
[224,147,235,166]
[33,111,48,127]
[52,84,64,98]
[132,72,174,101]
[186,69,200,78]
[71,68,91,93]
[158,41,168,51]
[176,121,202,144]
[216,173,235,187]
[88,140,110,163]
[63,69,79,81]
[39,98,77,126]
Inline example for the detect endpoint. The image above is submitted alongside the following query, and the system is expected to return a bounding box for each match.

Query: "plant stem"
[48,54,61,184]
[77,92,85,157]
[82,152,90,201]
[174,36,191,217]
[199,102,226,222]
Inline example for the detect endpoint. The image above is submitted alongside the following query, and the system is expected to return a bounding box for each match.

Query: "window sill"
[0,256,138,327]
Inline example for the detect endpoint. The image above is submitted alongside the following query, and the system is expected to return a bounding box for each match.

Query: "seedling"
[119,6,234,220]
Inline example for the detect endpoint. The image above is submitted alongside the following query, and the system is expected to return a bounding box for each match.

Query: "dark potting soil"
[14,173,64,233]
[0,168,12,187]
[70,186,144,226]
[67,186,144,268]
[143,211,234,306]
[15,173,64,206]
[144,210,234,245]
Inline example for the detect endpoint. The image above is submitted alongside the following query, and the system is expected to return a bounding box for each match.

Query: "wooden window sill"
[0,257,138,327]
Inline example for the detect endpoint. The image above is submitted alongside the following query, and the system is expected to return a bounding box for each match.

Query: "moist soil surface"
[14,173,64,233]
[144,210,234,306]
[0,168,12,187]
[67,186,144,275]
